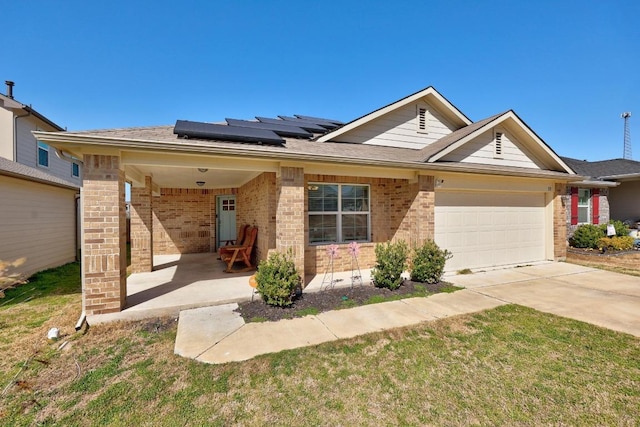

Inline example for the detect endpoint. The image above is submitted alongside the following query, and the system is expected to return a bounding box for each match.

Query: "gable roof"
[317,86,472,143]
[0,93,65,131]
[562,157,640,180]
[0,156,79,190]
[423,110,574,173]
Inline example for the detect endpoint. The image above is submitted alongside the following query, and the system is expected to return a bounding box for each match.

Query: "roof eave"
[33,131,577,182]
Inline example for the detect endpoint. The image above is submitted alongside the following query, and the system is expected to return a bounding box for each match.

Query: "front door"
[216,195,237,249]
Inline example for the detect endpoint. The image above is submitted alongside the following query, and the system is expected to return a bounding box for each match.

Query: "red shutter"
[591,188,600,225]
[570,187,578,225]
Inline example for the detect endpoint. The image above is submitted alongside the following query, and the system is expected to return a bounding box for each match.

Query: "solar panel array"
[173,114,343,145]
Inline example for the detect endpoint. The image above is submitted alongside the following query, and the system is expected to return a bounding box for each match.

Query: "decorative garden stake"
[321,244,340,290]
[348,241,363,287]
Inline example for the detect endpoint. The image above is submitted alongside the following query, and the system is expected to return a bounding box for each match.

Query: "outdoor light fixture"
[196,181,205,187]
[198,168,208,173]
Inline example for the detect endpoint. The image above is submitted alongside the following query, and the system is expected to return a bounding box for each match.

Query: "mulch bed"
[235,280,452,322]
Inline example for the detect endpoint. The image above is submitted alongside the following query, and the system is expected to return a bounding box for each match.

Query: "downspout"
[55,147,84,166]
[13,109,31,161]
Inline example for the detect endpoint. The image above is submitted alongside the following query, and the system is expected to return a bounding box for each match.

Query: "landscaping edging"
[566,248,640,269]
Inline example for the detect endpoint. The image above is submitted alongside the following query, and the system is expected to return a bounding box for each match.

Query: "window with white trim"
[72,162,80,178]
[577,188,591,224]
[37,141,49,167]
[308,183,370,244]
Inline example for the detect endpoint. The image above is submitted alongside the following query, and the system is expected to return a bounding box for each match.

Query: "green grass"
[2,263,639,426]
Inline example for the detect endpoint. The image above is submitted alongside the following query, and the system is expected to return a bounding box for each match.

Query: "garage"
[435,191,547,271]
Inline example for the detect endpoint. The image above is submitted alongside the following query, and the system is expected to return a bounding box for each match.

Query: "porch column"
[415,175,435,245]
[130,176,154,273]
[81,154,127,315]
[275,166,305,280]
[405,175,435,248]
[553,183,567,260]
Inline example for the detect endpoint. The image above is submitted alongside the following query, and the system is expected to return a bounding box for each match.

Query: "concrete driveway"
[446,262,640,337]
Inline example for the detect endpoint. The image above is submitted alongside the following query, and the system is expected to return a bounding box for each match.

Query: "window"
[494,130,503,158]
[71,162,80,178]
[37,141,49,167]
[570,187,599,225]
[308,183,370,244]
[417,105,428,133]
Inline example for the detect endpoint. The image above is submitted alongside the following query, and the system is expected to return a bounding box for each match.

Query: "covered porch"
[88,252,374,323]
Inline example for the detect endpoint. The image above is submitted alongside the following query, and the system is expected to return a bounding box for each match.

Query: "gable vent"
[417,106,428,133]
[494,131,503,157]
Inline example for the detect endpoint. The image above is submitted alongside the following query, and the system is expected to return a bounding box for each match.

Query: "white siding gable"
[440,127,545,169]
[332,100,458,149]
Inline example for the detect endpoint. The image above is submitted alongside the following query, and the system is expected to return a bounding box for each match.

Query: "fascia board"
[317,86,471,143]
[428,111,575,175]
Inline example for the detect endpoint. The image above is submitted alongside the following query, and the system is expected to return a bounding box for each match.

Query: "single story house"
[562,157,640,233]
[34,86,580,315]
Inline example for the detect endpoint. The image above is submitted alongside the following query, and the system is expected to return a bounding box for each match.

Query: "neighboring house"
[0,81,79,278]
[34,86,580,315]
[561,157,640,231]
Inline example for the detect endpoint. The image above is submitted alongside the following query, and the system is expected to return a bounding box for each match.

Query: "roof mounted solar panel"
[174,120,284,145]
[294,115,344,126]
[278,116,338,130]
[225,118,312,138]
[256,116,326,133]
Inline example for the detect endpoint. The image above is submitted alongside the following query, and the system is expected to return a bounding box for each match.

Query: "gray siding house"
[0,81,80,278]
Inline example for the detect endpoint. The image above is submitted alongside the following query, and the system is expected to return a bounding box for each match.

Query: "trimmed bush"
[371,240,408,290]
[599,220,630,237]
[570,224,604,249]
[597,236,635,251]
[410,240,452,284]
[255,250,301,307]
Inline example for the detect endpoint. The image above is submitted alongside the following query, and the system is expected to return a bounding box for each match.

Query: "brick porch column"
[554,183,567,260]
[81,154,127,315]
[276,166,305,280]
[130,176,154,273]
[415,175,435,245]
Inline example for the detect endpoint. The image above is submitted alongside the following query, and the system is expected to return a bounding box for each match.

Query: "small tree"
[410,240,452,284]
[371,240,408,290]
[255,250,301,307]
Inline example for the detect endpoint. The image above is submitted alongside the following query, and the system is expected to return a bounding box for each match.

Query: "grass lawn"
[1,263,639,426]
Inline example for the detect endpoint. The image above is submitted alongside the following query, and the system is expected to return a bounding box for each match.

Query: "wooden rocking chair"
[219,226,258,273]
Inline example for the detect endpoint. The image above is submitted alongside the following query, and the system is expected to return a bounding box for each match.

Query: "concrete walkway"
[174,262,640,364]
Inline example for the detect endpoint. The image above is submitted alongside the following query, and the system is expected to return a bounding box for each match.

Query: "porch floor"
[88,253,373,323]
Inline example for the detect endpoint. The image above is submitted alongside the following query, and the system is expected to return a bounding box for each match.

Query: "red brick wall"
[237,172,276,263]
[153,188,212,254]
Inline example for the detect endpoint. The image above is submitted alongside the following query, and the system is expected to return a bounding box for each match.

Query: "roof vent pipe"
[5,80,14,99]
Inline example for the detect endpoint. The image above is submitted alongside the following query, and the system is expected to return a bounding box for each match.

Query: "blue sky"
[3,0,638,161]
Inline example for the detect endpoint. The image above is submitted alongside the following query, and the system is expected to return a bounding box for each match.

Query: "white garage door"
[435,191,546,272]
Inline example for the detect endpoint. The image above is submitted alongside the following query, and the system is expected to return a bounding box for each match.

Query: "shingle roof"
[561,157,640,179]
[0,156,79,189]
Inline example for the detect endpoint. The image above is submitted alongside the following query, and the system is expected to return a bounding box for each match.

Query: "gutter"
[33,130,585,182]
[13,110,31,160]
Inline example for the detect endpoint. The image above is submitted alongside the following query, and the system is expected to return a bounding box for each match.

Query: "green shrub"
[599,220,630,237]
[410,240,452,284]
[570,224,604,249]
[255,250,301,307]
[596,236,634,251]
[371,240,408,290]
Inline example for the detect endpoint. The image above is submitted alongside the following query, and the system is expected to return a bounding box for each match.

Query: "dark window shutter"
[592,188,600,225]
[570,187,578,225]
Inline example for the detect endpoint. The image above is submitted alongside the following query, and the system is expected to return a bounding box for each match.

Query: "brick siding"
[81,154,126,315]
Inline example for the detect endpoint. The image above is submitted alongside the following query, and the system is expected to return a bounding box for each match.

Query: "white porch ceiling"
[126,165,261,189]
